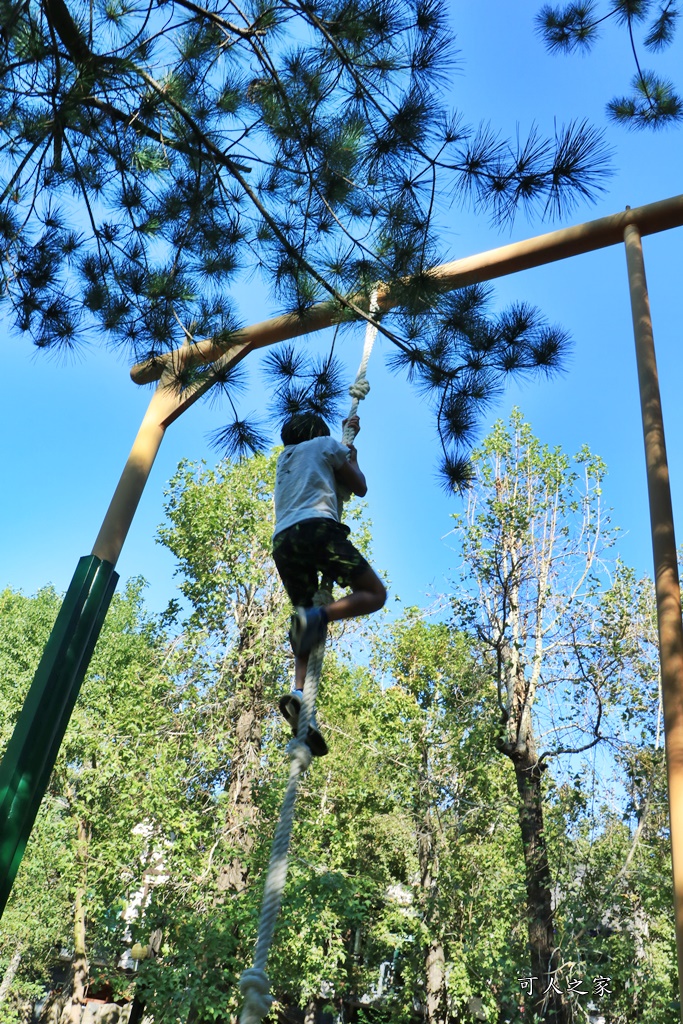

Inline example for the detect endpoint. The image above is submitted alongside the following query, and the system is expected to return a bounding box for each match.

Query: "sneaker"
[289,606,327,657]
[278,690,328,757]
[304,719,329,757]
[278,689,303,732]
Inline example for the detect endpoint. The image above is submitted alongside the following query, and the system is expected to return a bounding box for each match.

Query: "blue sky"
[3,2,683,618]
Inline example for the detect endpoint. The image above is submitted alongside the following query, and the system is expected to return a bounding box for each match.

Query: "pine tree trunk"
[512,755,570,1024]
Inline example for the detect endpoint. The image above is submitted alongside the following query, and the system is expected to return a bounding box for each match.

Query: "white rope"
[342,289,379,445]
[239,292,381,1024]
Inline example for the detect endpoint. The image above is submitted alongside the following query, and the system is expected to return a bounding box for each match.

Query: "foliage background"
[0,426,677,1022]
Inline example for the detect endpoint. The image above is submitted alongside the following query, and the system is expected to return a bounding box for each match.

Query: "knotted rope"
[239,293,380,1024]
[343,290,378,443]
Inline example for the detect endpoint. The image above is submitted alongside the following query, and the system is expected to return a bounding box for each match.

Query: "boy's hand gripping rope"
[238,293,380,1024]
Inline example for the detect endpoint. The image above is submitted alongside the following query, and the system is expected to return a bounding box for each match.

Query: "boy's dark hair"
[281,412,331,446]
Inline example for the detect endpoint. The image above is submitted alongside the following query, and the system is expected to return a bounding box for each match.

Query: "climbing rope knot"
[239,968,272,1022]
[287,737,313,772]
[348,378,370,400]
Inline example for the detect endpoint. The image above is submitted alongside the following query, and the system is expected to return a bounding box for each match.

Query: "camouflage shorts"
[272,517,370,607]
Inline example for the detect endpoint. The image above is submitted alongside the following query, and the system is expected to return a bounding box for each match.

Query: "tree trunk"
[417,737,448,1024]
[40,813,90,1024]
[424,940,447,1024]
[188,628,267,1024]
[498,578,570,1024]
[0,945,22,1005]
[59,883,89,1024]
[215,616,268,896]
[216,687,264,893]
[513,754,569,1024]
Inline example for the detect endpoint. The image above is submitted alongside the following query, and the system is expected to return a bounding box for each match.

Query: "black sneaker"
[304,719,329,757]
[278,690,328,757]
[278,689,303,732]
[289,606,327,657]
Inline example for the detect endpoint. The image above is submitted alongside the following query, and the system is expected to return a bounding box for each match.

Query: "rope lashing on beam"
[239,292,380,1024]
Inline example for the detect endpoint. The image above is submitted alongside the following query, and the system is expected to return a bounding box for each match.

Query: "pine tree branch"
[42,0,92,65]
[0,136,48,205]
[171,0,267,40]
[627,13,659,117]
[130,66,417,356]
[79,95,251,173]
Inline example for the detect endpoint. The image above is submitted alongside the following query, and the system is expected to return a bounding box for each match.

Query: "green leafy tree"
[448,411,679,1023]
[0,588,75,1022]
[514,562,678,1024]
[0,582,181,1023]
[379,611,528,1024]
[449,410,632,1024]
[128,452,290,1022]
[140,448,519,1024]
[552,565,678,1023]
[141,451,426,1022]
[7,438,676,1024]
[536,0,683,129]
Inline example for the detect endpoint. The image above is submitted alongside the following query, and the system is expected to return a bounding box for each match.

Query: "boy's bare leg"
[294,569,386,690]
[294,654,308,691]
[324,568,387,622]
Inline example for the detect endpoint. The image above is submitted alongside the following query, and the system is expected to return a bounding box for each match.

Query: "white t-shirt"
[273,436,350,537]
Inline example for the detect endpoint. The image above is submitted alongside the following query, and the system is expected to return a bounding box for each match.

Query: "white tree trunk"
[0,946,22,1006]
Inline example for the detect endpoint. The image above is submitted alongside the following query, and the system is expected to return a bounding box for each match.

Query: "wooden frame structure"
[2,191,683,1017]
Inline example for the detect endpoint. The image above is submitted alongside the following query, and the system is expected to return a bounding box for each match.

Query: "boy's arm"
[335,445,367,497]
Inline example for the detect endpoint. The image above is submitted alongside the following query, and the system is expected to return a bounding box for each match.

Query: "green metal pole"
[0,383,179,918]
[0,555,118,914]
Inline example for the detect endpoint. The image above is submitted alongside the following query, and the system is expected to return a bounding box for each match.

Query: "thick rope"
[342,290,379,444]
[239,294,380,1024]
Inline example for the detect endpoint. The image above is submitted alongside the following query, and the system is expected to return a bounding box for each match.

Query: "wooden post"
[91,382,177,566]
[624,222,683,1020]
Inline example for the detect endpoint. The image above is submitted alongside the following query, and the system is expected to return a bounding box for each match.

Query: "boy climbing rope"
[272,411,387,755]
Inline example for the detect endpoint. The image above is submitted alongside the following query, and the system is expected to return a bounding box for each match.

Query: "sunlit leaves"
[0,581,178,1004]
[131,145,171,173]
